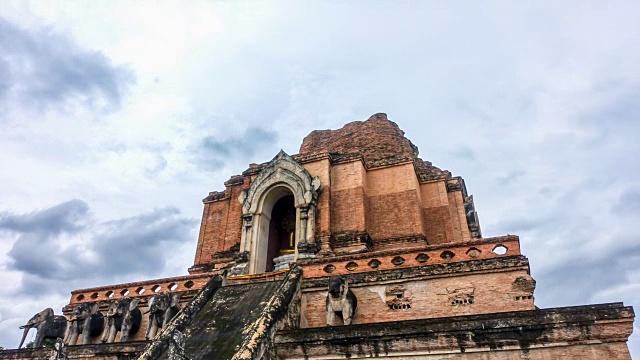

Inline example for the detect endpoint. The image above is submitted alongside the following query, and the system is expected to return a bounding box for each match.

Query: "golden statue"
[280,208,296,256]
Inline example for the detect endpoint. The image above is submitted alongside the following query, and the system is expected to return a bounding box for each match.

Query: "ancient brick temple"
[2,114,635,359]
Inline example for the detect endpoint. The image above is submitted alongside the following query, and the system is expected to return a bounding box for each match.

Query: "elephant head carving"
[326,275,358,326]
[65,302,104,345]
[18,308,67,349]
[145,293,181,339]
[101,298,142,343]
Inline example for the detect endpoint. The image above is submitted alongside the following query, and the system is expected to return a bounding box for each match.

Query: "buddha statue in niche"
[267,195,296,272]
[280,207,296,256]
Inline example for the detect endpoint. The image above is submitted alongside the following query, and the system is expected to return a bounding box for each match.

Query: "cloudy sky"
[0,0,638,354]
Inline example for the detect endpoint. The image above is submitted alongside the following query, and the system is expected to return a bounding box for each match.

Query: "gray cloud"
[195,127,278,170]
[612,189,640,214]
[450,146,475,161]
[144,154,169,177]
[494,171,526,186]
[91,207,196,276]
[0,199,88,235]
[535,237,640,306]
[1,200,197,296]
[0,17,135,115]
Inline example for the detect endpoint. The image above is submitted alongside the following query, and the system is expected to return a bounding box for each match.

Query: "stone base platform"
[0,341,148,360]
[275,302,635,359]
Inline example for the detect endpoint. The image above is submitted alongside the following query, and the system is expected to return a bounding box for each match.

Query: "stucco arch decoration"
[238,150,322,274]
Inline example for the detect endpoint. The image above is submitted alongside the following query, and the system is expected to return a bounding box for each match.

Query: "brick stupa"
[2,114,634,359]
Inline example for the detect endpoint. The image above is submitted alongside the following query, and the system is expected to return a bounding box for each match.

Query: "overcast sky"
[0,1,638,355]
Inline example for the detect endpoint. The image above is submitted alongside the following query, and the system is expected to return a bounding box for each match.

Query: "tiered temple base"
[275,303,635,359]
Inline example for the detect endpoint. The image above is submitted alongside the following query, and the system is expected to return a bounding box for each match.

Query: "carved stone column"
[299,207,308,242]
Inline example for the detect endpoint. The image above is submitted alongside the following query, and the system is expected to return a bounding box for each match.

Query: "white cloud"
[0,1,638,355]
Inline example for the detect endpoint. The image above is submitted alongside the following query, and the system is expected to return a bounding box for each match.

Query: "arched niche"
[238,150,322,274]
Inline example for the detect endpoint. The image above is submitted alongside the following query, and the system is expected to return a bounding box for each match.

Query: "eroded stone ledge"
[68,272,220,304]
[301,255,531,290]
[298,236,521,280]
[0,341,148,360]
[275,303,635,359]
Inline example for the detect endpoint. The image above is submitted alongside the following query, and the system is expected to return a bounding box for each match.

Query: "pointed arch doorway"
[261,187,296,272]
[238,151,322,275]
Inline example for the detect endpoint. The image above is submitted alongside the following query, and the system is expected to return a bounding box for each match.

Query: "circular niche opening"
[169,283,178,291]
[121,289,130,296]
[136,287,145,295]
[106,291,114,299]
[323,264,336,274]
[90,292,99,299]
[345,262,358,271]
[391,256,405,266]
[415,253,429,263]
[184,281,194,289]
[466,247,481,258]
[492,245,508,255]
[368,259,381,268]
[440,250,455,261]
[76,294,85,301]
[151,285,161,293]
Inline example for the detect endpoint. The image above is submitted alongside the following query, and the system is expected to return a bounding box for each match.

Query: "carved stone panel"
[385,285,412,310]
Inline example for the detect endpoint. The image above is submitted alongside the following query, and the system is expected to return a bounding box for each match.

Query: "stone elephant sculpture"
[18,308,67,348]
[65,302,104,345]
[326,275,357,326]
[101,298,142,343]
[145,293,181,339]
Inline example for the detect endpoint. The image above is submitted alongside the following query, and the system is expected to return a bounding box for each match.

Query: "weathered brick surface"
[422,205,452,243]
[189,114,477,270]
[366,190,423,241]
[192,178,247,268]
[193,199,229,266]
[330,187,366,233]
[364,163,416,196]
[277,303,635,359]
[68,273,216,304]
[298,236,522,279]
[0,342,147,360]
[301,269,535,328]
[420,180,471,243]
[299,113,419,169]
[221,183,245,252]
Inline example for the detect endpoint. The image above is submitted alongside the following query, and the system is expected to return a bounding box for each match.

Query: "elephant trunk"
[18,326,31,349]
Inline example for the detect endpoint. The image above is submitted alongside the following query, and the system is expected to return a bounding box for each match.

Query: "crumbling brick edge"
[136,274,225,360]
[275,302,635,357]
[231,266,303,360]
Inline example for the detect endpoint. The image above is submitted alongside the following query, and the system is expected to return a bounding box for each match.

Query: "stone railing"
[68,272,221,304]
[296,235,521,278]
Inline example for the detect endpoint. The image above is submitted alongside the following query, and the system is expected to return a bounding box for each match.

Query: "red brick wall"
[301,269,535,328]
[364,164,424,242]
[329,162,367,234]
[189,113,478,269]
[366,190,423,240]
[448,188,471,242]
[419,180,471,244]
[221,184,244,252]
[193,181,246,266]
[330,187,366,233]
[194,199,230,265]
